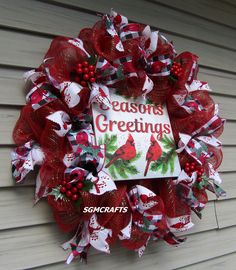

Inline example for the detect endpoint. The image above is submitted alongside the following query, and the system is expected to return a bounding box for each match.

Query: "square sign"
[92,91,181,181]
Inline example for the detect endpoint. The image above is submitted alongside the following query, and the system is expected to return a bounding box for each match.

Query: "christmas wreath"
[11,10,226,264]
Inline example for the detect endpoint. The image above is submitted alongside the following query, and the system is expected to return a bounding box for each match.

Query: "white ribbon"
[46,111,72,137]
[86,171,117,195]
[60,81,83,108]
[185,80,212,92]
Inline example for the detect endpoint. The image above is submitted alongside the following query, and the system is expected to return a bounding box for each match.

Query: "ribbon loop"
[11,141,45,182]
[177,115,225,165]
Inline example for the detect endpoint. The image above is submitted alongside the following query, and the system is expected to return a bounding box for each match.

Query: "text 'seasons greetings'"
[95,99,171,140]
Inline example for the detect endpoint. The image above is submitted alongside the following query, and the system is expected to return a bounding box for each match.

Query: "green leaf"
[161,162,168,174]
[109,134,117,145]
[106,145,117,152]
[77,144,100,157]
[170,154,175,173]
[82,180,94,192]
[115,163,129,179]
[108,165,117,179]
[162,135,175,149]
[100,134,118,154]
[145,99,154,105]
[74,197,82,209]
[48,186,68,201]
[125,165,139,175]
[150,160,163,172]
[88,55,97,66]
[104,133,109,142]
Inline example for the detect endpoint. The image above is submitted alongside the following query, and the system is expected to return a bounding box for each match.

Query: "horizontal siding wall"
[0,0,235,269]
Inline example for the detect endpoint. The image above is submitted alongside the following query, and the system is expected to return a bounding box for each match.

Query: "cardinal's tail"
[144,160,150,176]
[105,156,118,168]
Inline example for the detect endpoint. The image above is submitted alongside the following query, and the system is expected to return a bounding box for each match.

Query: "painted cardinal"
[105,134,136,168]
[144,135,162,176]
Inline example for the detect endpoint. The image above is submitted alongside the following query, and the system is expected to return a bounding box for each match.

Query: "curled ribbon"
[127,185,185,255]
[173,80,212,114]
[64,214,112,264]
[175,170,206,215]
[108,10,175,97]
[86,171,117,195]
[11,140,45,182]
[46,110,72,137]
[128,185,163,232]
[66,126,117,195]
[177,114,225,165]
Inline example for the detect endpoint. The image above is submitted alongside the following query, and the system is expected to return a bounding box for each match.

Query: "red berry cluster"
[170,61,183,78]
[60,171,85,201]
[184,162,204,182]
[74,61,96,86]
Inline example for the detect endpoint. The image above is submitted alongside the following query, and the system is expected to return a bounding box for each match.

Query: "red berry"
[81,80,87,87]
[191,162,195,166]
[77,63,82,68]
[201,168,204,173]
[66,190,72,197]
[83,61,89,67]
[72,194,79,201]
[190,165,195,171]
[77,68,83,74]
[89,77,95,83]
[89,71,94,77]
[83,67,89,74]
[60,186,66,193]
[185,167,190,173]
[71,187,78,194]
[62,180,67,186]
[185,162,190,167]
[89,65,95,71]
[197,176,202,182]
[77,182,84,189]
[66,183,72,190]
[83,74,89,81]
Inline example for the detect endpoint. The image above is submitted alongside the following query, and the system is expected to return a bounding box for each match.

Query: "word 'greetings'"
[95,100,171,140]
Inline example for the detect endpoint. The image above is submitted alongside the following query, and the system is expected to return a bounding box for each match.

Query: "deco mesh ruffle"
[11,10,226,264]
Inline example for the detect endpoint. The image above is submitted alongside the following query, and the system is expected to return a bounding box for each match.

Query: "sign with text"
[92,92,181,181]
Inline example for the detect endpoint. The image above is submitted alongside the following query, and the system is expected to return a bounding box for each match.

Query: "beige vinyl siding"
[0,0,235,269]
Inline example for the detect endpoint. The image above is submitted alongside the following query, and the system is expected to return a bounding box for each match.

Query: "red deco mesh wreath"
[11,10,226,264]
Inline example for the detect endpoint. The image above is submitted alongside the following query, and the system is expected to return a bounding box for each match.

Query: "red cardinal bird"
[144,135,162,176]
[105,134,136,168]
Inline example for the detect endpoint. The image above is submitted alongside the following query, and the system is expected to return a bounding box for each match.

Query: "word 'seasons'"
[100,101,164,116]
